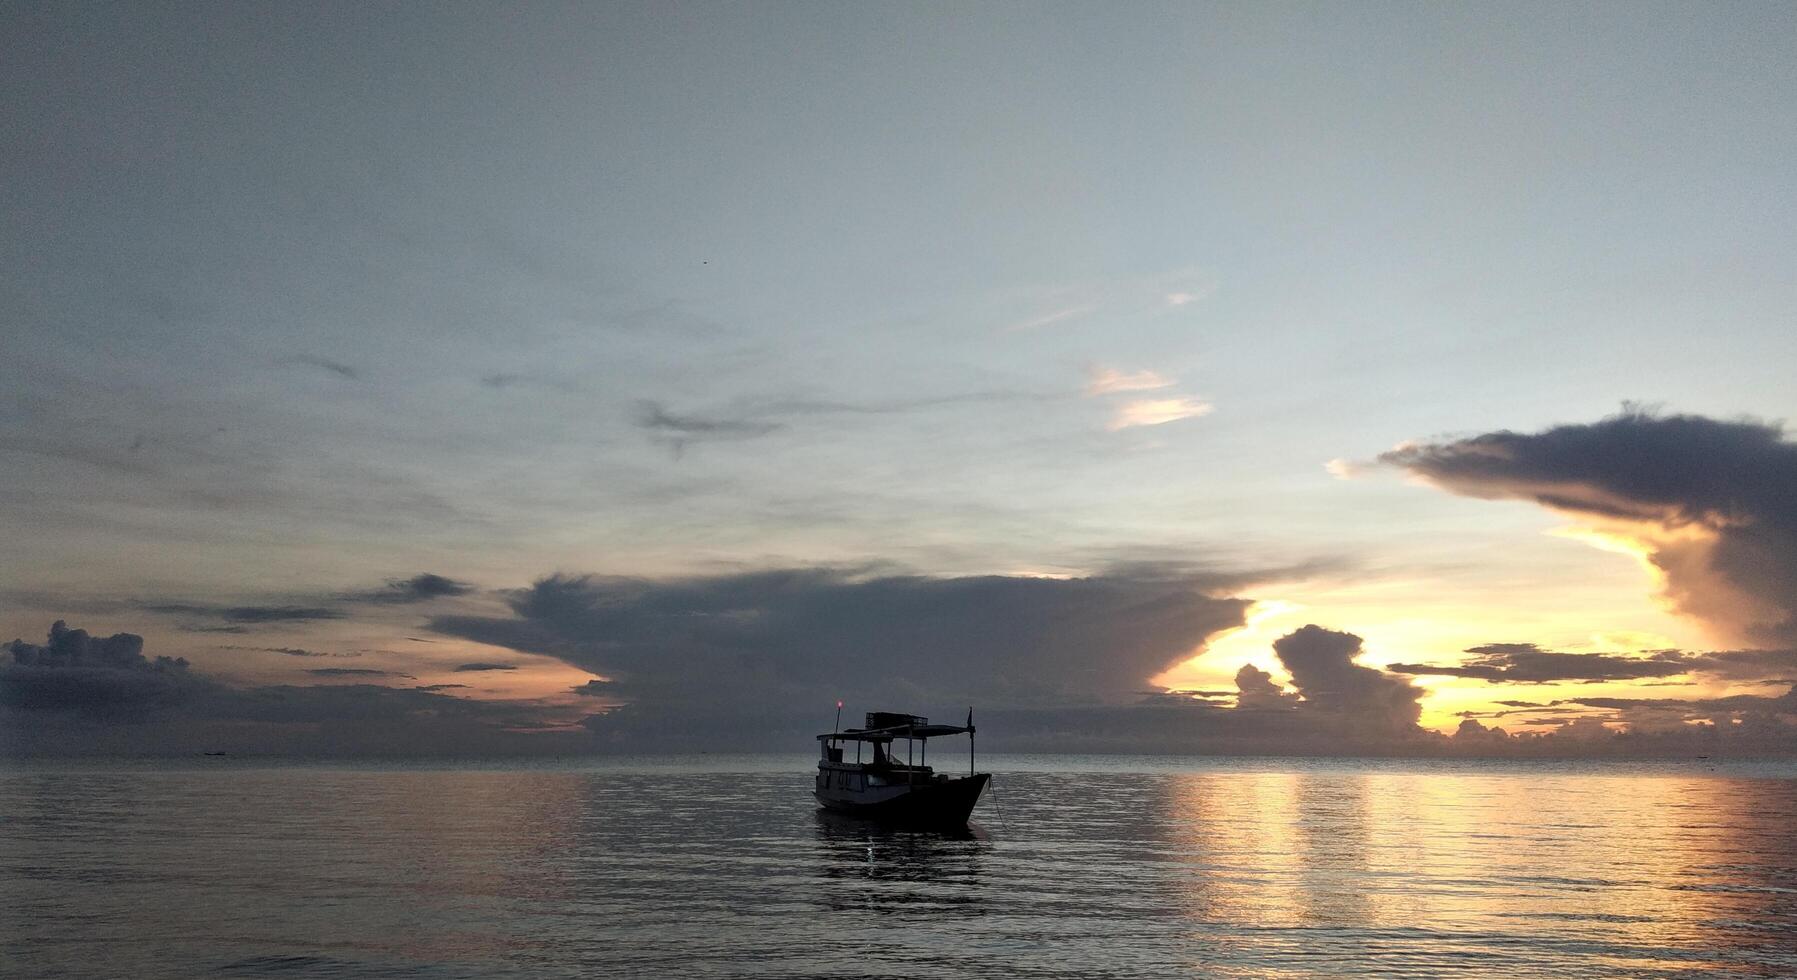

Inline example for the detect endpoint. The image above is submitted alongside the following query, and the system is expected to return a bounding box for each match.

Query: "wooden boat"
[814,709,990,826]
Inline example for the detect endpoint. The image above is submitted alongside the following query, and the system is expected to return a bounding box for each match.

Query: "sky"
[4,2,1796,756]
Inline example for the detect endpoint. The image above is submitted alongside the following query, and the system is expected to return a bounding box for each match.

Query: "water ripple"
[5,757,1797,977]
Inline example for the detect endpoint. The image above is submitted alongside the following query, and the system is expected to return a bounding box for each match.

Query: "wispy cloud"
[144,603,347,625]
[1108,398,1214,431]
[1386,644,1692,683]
[1008,304,1097,332]
[216,645,360,659]
[351,573,474,605]
[1085,367,1174,396]
[285,354,362,380]
[635,401,782,439]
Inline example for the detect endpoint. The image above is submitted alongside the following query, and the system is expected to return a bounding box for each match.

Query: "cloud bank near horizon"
[11,403,1797,757]
[429,567,1255,735]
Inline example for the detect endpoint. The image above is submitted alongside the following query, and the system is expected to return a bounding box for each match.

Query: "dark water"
[6,756,1797,978]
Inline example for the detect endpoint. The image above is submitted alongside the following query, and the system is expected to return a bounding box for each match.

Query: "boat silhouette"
[814,708,990,827]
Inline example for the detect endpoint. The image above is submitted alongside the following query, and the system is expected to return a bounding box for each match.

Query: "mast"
[968,706,975,775]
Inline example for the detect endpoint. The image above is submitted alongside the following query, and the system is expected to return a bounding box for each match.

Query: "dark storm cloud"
[431,566,1253,737]
[434,582,1445,753]
[2,621,206,719]
[1387,643,1693,683]
[1382,410,1797,644]
[452,662,517,672]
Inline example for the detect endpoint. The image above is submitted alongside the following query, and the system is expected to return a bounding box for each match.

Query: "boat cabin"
[817,711,975,790]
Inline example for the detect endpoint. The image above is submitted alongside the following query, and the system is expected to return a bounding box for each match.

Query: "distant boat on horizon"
[814,709,990,826]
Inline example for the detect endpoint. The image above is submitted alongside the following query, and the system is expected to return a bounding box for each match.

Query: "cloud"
[1009,304,1097,331]
[635,401,782,439]
[426,577,1441,752]
[2,621,207,719]
[216,645,353,659]
[1085,367,1173,396]
[147,602,346,626]
[940,626,1429,754]
[226,606,343,623]
[1001,266,1213,333]
[452,662,517,672]
[1270,625,1425,732]
[634,400,781,457]
[634,391,1053,456]
[1232,663,1298,710]
[137,573,474,631]
[1,621,590,756]
[285,354,361,380]
[1108,398,1214,431]
[431,566,1253,737]
[1387,640,1797,687]
[306,667,412,679]
[11,611,1797,757]
[1680,648,1797,681]
[746,390,1051,417]
[1387,643,1693,683]
[355,573,474,604]
[1382,410,1797,644]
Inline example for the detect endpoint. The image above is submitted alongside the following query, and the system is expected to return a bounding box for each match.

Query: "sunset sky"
[5,2,1795,755]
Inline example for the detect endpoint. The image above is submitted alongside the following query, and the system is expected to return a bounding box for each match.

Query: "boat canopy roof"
[818,722,972,742]
[818,710,973,741]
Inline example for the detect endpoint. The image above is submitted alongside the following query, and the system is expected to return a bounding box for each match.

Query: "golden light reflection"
[1162,769,1783,959]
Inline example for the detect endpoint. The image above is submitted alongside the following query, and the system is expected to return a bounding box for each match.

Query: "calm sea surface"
[5,755,1797,978]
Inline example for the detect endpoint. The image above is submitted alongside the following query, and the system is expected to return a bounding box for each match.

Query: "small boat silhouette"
[814,708,990,827]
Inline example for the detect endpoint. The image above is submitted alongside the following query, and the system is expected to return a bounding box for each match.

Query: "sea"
[5,755,1797,978]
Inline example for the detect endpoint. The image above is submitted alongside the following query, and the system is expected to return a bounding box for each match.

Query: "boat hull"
[814,773,990,826]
